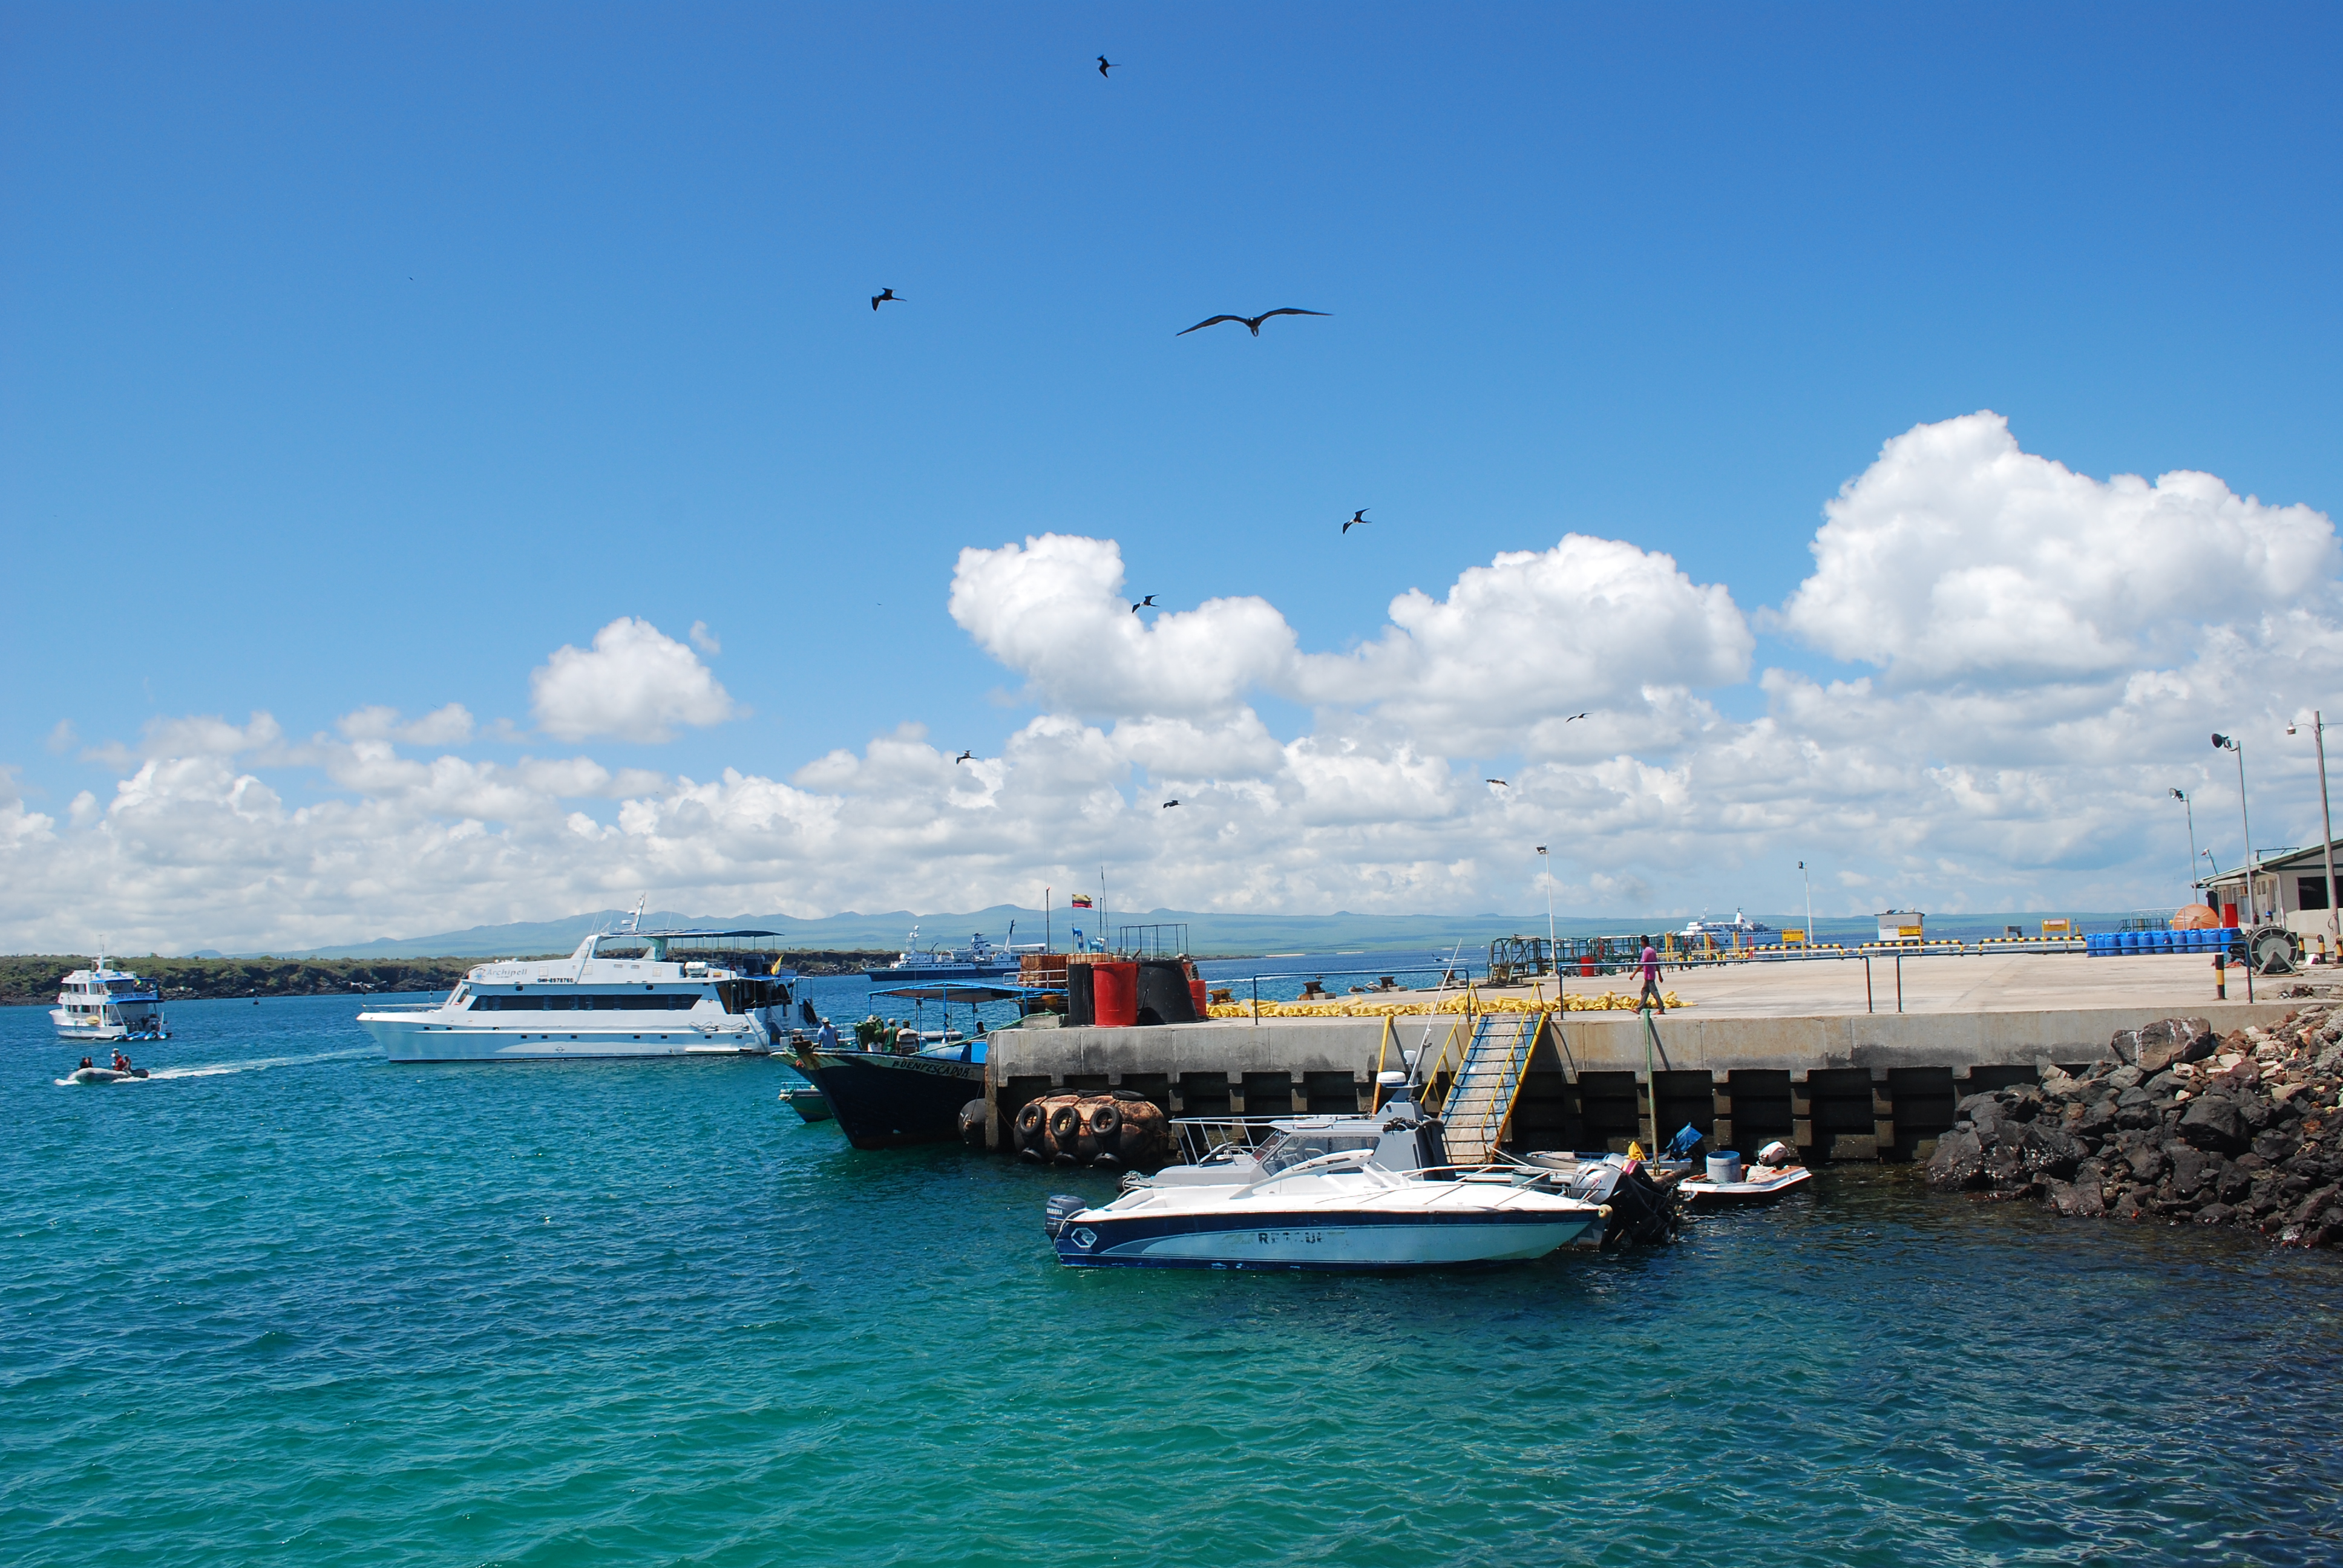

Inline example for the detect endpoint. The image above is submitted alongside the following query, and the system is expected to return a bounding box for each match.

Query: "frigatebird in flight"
[1486,779,1509,788]
[871,287,902,311]
[1131,595,1156,613]
[1162,799,1179,808]
[1343,509,1369,534]
[1176,308,1329,338]
[954,750,974,763]
[1098,56,1118,79]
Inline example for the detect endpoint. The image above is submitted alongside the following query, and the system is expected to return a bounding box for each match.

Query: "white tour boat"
[356,926,798,1063]
[51,958,170,1043]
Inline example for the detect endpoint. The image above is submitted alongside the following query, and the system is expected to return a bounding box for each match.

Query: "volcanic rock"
[2134,1018,2218,1073]
[2179,1094,2249,1153]
[1925,1126,1987,1191]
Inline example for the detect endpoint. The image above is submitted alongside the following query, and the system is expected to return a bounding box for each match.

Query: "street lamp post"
[2288,712,2341,958]
[2171,789,2200,905]
[2213,733,2254,922]
[1535,846,1555,976]
[1798,860,1814,947]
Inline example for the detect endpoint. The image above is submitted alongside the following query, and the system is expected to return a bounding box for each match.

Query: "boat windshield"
[1256,1131,1381,1174]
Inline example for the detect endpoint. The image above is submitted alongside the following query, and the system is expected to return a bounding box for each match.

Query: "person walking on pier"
[1637,936,1666,1014]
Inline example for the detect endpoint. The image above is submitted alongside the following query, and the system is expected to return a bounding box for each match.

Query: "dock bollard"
[2215,952,2226,1001]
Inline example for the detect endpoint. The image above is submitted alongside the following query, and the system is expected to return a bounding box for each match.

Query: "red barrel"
[1189,979,1211,1016]
[1091,962,1140,1027]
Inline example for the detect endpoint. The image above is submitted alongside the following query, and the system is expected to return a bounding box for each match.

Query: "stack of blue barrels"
[2085,927,2240,956]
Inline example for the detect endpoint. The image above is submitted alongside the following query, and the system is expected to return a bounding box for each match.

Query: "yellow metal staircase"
[1434,1011,1540,1165]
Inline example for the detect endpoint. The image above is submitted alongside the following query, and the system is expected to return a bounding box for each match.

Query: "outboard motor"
[1562,1160,1679,1249]
[1598,1163,1679,1249]
[1043,1194,1088,1239]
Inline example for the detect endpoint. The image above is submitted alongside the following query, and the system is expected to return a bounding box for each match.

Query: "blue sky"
[4,4,2341,947]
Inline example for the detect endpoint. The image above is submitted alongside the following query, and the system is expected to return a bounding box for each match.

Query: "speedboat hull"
[1053,1206,1599,1270]
[794,1049,983,1149]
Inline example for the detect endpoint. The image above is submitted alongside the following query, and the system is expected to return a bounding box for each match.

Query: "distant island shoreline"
[0,952,900,1006]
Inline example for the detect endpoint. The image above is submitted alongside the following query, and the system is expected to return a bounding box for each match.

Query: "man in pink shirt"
[1637,936,1665,1014]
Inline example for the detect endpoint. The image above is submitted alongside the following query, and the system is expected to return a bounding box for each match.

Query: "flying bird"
[1486,779,1509,788]
[1098,56,1118,79]
[1162,799,1179,808]
[1343,509,1369,534]
[1131,594,1156,613]
[871,287,902,311]
[1176,308,1329,338]
[954,750,974,764]
[1565,712,1588,722]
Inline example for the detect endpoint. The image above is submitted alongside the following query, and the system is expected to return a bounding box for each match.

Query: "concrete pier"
[984,952,2319,1161]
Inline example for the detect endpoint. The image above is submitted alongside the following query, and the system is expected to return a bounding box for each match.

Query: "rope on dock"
[1204,991,1688,1019]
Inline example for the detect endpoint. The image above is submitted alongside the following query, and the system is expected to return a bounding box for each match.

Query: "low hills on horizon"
[169,903,2135,961]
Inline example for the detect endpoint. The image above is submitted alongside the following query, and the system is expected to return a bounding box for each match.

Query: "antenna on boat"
[1409,938,1470,1088]
[625,893,646,934]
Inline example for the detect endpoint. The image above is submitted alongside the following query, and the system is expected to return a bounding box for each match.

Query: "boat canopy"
[586,927,785,962]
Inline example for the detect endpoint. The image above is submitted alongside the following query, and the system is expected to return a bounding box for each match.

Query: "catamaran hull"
[361,1019,773,1062]
[1054,1209,1598,1270]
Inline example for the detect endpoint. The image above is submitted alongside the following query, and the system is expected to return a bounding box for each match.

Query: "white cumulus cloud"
[529,618,740,743]
[949,534,1300,719]
[7,413,2342,952]
[1777,410,2339,683]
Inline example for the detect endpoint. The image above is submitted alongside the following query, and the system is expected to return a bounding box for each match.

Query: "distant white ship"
[859,926,1023,982]
[1677,910,1775,941]
[50,956,169,1042]
[357,925,798,1063]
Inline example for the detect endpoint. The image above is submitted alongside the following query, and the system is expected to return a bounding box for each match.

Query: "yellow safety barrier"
[1205,991,1687,1019]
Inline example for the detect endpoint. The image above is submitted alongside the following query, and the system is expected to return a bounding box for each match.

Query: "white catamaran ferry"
[356,926,799,1063]
[50,956,170,1042]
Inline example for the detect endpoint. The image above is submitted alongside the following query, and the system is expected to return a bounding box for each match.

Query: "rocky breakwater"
[1925,1010,2343,1248]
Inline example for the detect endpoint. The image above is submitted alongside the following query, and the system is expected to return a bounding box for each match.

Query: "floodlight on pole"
[1535,846,1555,973]
[2213,733,2254,921]
[2287,713,2339,952]
[2171,789,2200,903]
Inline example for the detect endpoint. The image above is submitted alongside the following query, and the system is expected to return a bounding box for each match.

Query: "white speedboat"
[357,926,798,1063]
[51,958,169,1042]
[1043,1091,1605,1270]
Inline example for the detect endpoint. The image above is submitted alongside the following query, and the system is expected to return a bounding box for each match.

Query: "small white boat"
[781,1084,834,1123]
[50,956,169,1043]
[1680,1143,1812,1205]
[1043,1091,1605,1270]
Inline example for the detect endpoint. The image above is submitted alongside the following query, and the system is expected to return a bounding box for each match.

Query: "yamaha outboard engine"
[1043,1194,1088,1239]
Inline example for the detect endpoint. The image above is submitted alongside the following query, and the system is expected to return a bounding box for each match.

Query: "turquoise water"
[6,996,2342,1566]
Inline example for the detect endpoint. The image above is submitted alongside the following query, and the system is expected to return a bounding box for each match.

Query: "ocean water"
[5,995,2342,1567]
